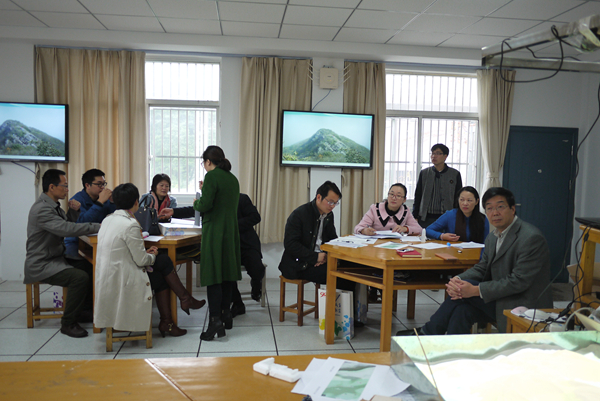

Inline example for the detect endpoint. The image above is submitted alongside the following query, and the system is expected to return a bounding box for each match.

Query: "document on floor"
[292,357,409,401]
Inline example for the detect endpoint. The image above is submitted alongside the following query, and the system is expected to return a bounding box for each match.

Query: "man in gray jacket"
[413,143,463,228]
[398,187,553,335]
[24,169,101,338]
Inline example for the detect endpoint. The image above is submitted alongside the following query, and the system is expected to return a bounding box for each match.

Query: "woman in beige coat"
[94,183,205,337]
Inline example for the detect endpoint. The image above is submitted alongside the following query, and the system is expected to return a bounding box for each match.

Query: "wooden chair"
[26,283,67,328]
[279,276,319,326]
[105,320,152,352]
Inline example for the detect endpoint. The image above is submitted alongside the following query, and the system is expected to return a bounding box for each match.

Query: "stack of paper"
[292,357,409,401]
[159,218,202,236]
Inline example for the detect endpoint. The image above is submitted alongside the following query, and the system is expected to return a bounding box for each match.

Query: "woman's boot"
[164,270,206,315]
[222,309,233,330]
[200,316,226,341]
[155,289,187,337]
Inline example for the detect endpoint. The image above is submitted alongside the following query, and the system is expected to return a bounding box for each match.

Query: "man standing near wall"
[413,143,463,228]
[24,169,100,338]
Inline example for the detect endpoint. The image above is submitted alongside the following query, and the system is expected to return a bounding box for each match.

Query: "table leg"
[92,245,101,334]
[407,290,416,320]
[186,261,193,295]
[168,247,178,325]
[325,254,338,345]
[380,268,394,352]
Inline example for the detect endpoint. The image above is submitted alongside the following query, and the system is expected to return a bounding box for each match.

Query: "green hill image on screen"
[0,119,65,157]
[282,128,369,164]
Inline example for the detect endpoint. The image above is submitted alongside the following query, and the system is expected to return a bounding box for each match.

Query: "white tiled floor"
[0,275,449,362]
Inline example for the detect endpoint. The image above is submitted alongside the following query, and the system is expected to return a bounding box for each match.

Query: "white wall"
[0,42,36,281]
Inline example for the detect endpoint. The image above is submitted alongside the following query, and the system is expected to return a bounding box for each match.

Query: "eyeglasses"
[57,184,68,189]
[388,193,406,199]
[324,198,340,207]
[91,182,108,188]
[485,204,508,213]
[431,152,445,157]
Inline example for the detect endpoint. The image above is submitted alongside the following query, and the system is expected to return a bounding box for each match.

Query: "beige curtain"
[341,62,386,236]
[238,57,312,243]
[35,47,147,199]
[477,69,516,192]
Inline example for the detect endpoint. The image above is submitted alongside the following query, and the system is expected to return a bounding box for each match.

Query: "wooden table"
[79,234,201,333]
[0,353,391,400]
[322,240,481,352]
[504,308,564,333]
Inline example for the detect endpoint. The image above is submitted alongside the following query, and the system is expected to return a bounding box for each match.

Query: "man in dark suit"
[230,193,265,317]
[399,187,553,335]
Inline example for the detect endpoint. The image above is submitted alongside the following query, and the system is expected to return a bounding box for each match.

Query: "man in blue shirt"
[64,169,116,259]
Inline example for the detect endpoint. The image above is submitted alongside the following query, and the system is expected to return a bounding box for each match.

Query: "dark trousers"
[422,279,496,335]
[147,253,174,293]
[42,258,93,326]
[207,281,234,317]
[419,213,443,228]
[296,264,356,292]
[232,248,264,304]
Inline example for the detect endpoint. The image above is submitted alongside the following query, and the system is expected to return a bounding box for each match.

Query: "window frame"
[384,70,482,205]
[145,56,221,205]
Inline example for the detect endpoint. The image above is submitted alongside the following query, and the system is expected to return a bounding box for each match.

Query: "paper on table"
[144,235,164,242]
[374,242,410,250]
[400,236,423,242]
[410,242,448,250]
[451,241,485,249]
[326,239,366,248]
[292,357,409,401]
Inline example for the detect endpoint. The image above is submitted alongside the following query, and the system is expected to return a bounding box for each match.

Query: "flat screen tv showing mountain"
[280,110,374,169]
[0,102,69,163]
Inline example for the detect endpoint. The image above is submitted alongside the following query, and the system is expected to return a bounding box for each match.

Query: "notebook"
[575,217,600,230]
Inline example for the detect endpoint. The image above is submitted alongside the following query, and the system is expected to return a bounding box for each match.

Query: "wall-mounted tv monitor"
[0,101,69,163]
[280,110,374,169]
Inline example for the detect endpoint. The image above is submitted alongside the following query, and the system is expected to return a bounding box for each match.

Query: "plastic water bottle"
[421,228,427,242]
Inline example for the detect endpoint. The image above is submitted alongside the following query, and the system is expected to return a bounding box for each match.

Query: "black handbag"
[134,206,161,235]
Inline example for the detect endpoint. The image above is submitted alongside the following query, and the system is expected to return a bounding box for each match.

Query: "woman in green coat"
[195,145,241,340]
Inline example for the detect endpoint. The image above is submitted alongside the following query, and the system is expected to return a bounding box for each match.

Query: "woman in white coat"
[94,183,205,337]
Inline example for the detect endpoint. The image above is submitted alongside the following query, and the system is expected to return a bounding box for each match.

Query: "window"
[145,60,220,195]
[384,72,479,200]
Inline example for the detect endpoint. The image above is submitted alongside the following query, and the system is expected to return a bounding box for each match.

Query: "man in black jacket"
[230,193,265,317]
[278,181,353,290]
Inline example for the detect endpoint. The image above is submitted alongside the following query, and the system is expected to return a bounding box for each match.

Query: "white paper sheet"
[326,239,366,248]
[410,242,448,250]
[374,242,410,250]
[400,236,422,242]
[292,357,409,401]
[144,235,164,242]
[451,241,485,249]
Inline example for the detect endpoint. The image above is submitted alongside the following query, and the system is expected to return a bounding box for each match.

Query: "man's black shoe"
[251,286,262,302]
[231,301,246,318]
[395,327,422,336]
[60,323,88,338]
[77,309,93,323]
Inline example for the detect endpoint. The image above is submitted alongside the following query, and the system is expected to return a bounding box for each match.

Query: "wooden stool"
[106,320,152,352]
[26,283,67,328]
[279,276,319,326]
[472,321,496,334]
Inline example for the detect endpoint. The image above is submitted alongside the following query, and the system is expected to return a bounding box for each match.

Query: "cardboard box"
[318,287,354,340]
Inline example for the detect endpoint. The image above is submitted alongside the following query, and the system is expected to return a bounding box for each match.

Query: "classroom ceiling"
[1,0,599,62]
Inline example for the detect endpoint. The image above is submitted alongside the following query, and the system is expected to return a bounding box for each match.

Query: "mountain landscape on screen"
[282,128,369,164]
[0,119,65,157]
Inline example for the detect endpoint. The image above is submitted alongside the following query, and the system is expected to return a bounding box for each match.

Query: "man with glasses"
[413,143,463,228]
[24,169,101,338]
[397,187,553,335]
[279,181,353,290]
[64,168,116,258]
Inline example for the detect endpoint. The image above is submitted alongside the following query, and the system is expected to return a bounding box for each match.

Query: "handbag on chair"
[134,206,161,235]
